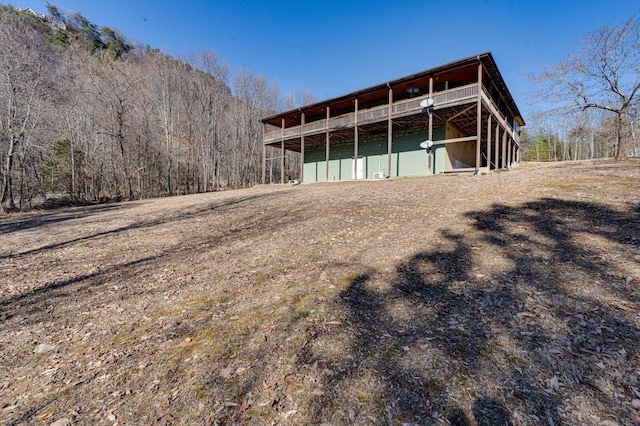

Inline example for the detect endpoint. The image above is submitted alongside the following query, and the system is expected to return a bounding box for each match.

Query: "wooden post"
[387,85,393,177]
[512,141,515,165]
[502,129,507,169]
[494,123,499,173]
[428,77,433,142]
[325,106,330,182]
[300,112,305,182]
[487,115,492,171]
[354,98,359,179]
[262,122,266,184]
[281,118,285,183]
[325,134,330,181]
[428,76,434,175]
[475,61,482,174]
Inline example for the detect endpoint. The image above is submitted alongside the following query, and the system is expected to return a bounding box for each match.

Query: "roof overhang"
[261,52,525,128]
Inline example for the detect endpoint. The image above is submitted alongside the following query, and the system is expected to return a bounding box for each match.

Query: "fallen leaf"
[238,400,250,412]
[34,344,56,354]
[283,409,297,418]
[219,367,235,379]
[37,410,55,420]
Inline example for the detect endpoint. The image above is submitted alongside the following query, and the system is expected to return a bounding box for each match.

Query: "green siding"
[303,146,325,182]
[359,134,387,179]
[330,142,354,181]
[393,131,428,177]
[302,125,446,182]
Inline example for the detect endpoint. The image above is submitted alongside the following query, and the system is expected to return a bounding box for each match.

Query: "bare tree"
[180,51,230,192]
[537,16,640,159]
[232,68,279,186]
[90,54,144,200]
[0,8,57,212]
[0,6,314,211]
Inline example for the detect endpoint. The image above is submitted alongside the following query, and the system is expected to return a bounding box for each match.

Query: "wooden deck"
[264,83,480,144]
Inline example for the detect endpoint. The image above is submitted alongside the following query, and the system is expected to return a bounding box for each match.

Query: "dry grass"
[1,159,640,425]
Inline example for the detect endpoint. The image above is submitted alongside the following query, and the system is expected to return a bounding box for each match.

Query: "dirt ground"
[1,160,640,426]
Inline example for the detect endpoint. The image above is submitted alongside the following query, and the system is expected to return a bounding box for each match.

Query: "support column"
[261,123,266,184]
[428,76,434,175]
[387,85,393,178]
[475,61,482,174]
[501,129,507,169]
[281,141,285,183]
[487,115,492,171]
[507,138,512,169]
[428,77,433,142]
[494,123,499,172]
[300,112,305,182]
[511,143,515,166]
[325,106,330,182]
[354,99,359,179]
[281,118,285,183]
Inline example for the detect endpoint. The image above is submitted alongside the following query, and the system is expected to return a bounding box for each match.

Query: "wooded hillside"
[0,4,302,212]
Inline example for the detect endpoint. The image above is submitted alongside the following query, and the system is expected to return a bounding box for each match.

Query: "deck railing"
[480,86,518,144]
[433,84,477,105]
[264,83,479,143]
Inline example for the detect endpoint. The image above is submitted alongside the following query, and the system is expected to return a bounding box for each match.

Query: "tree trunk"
[1,139,15,211]
[615,113,623,160]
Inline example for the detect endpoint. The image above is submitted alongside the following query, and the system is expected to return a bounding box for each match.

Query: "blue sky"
[6,0,639,121]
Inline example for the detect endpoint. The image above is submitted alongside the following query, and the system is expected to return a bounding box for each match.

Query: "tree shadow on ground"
[0,189,309,425]
[0,190,301,320]
[0,202,141,235]
[0,191,292,260]
[310,198,640,424]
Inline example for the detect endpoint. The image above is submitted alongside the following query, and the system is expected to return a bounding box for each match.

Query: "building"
[260,52,525,183]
